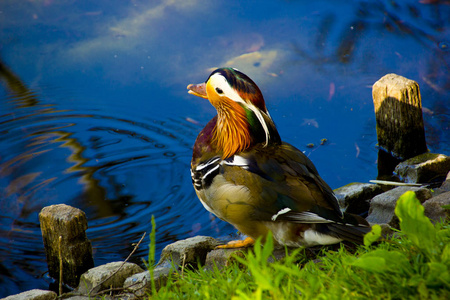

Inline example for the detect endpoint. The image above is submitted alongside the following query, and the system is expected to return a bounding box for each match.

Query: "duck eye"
[215,87,224,94]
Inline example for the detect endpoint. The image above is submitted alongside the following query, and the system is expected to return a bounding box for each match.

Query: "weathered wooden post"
[39,204,94,288]
[372,74,428,177]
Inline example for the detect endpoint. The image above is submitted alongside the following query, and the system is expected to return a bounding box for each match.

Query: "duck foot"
[216,237,255,249]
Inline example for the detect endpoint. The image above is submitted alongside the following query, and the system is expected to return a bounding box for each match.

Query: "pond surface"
[0,0,449,296]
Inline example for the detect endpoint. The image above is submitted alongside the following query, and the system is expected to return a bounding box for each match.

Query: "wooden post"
[39,204,94,288]
[372,74,428,177]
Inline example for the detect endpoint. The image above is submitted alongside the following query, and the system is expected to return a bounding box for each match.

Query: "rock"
[268,248,292,263]
[378,223,395,237]
[76,261,144,295]
[2,289,57,300]
[423,191,450,223]
[204,248,247,271]
[394,153,450,184]
[204,246,297,272]
[123,267,173,297]
[440,171,450,191]
[366,186,432,228]
[62,296,105,300]
[157,236,220,269]
[334,183,386,215]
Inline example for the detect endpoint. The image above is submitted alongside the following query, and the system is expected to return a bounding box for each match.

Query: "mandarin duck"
[188,68,370,248]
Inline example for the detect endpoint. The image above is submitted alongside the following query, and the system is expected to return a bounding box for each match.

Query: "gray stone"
[76,261,144,295]
[367,186,432,227]
[157,236,220,269]
[423,191,450,223]
[267,247,296,263]
[2,289,57,300]
[62,296,105,300]
[440,171,450,191]
[123,267,173,297]
[204,246,295,271]
[378,223,395,237]
[394,153,450,184]
[334,182,386,214]
[204,248,247,271]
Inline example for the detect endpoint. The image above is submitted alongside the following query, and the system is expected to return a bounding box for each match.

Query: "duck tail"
[325,213,372,244]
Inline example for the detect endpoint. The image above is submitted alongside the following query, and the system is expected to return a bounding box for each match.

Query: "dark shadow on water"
[0,58,114,216]
[1,0,449,296]
[291,0,450,71]
[288,0,449,176]
[0,56,229,296]
[376,149,403,180]
[0,59,38,107]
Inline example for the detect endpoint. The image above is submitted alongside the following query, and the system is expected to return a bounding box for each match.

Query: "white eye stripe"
[208,73,271,147]
[209,74,245,104]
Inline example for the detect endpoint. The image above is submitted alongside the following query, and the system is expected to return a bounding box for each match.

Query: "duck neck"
[213,101,251,159]
[213,102,281,159]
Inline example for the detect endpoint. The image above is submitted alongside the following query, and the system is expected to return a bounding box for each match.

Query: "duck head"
[188,68,280,158]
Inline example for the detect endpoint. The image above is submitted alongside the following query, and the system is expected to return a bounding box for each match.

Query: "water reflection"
[0,58,234,294]
[0,0,449,297]
[287,0,449,154]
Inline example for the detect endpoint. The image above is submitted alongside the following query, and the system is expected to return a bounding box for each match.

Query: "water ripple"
[0,102,233,293]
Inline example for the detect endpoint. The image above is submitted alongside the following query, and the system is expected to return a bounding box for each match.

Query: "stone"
[440,171,450,191]
[204,248,247,271]
[76,261,144,295]
[394,153,450,184]
[157,236,220,269]
[2,289,57,300]
[334,182,386,215]
[123,267,173,297]
[423,191,450,223]
[377,223,395,237]
[62,296,104,300]
[367,186,432,228]
[204,246,297,271]
[268,248,292,263]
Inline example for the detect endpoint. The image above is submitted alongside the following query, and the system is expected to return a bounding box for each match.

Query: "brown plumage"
[188,67,370,248]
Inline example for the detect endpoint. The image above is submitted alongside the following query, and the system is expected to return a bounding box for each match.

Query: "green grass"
[147,191,450,299]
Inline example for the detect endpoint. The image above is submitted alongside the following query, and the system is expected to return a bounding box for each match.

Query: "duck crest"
[189,67,282,162]
[216,68,267,112]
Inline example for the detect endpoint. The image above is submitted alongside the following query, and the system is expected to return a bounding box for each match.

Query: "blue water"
[1,0,449,296]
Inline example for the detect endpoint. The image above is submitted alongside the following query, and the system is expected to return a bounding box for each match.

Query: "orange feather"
[213,98,251,159]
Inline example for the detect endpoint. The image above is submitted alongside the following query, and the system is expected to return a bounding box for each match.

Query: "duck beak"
[187,83,208,99]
